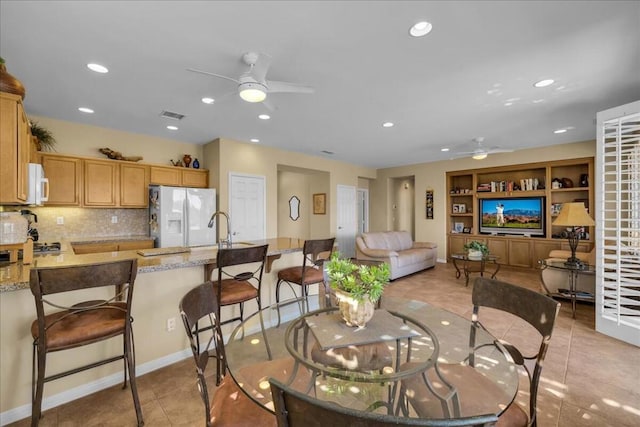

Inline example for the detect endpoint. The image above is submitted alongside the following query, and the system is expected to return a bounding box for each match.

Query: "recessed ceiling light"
[441,148,450,152]
[250,138,260,143]
[382,122,394,128]
[87,63,108,73]
[201,97,215,104]
[166,125,178,131]
[534,79,554,88]
[258,114,270,120]
[554,129,568,134]
[78,107,94,113]
[409,21,433,37]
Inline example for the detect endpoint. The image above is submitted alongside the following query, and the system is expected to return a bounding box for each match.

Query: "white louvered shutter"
[596,100,640,346]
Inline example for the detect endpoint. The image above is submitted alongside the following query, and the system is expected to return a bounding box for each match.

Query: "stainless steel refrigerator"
[149,185,216,248]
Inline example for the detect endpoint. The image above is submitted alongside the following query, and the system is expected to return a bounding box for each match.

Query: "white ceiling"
[1,1,639,168]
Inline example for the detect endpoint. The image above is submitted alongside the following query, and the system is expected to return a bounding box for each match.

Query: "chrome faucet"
[208,211,232,249]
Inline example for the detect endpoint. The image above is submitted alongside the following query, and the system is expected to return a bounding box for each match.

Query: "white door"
[230,173,266,241]
[357,188,369,235]
[337,185,357,258]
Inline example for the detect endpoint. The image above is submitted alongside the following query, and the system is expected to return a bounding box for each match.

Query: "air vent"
[321,150,334,155]
[160,110,185,120]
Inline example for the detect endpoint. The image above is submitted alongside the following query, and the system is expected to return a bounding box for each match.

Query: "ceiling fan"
[187,52,314,105]
[453,137,513,160]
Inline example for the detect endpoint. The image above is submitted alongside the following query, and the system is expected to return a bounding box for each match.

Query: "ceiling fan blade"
[186,68,240,84]
[487,147,514,154]
[266,80,315,94]
[262,98,276,112]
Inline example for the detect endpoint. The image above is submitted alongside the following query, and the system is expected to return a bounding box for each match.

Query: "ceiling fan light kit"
[472,151,488,160]
[239,82,267,103]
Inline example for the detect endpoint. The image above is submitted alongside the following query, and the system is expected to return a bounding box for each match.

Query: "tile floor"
[8,263,640,426]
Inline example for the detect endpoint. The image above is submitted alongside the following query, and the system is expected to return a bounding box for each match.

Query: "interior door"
[337,185,357,258]
[230,173,266,241]
[357,188,369,235]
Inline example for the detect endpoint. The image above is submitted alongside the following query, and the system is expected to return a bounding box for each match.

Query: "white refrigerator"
[149,185,216,248]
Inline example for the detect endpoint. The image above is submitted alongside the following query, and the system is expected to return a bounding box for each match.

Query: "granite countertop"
[0,237,304,293]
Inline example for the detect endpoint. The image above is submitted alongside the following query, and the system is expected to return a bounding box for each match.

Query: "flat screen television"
[479,197,545,237]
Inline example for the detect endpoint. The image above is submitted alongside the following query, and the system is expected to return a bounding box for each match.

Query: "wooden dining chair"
[270,378,498,426]
[275,238,335,326]
[400,278,560,427]
[29,259,143,426]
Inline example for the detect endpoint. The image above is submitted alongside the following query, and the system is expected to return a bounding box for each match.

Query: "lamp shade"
[552,202,595,227]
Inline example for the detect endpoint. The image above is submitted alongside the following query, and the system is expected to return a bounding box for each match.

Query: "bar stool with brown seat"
[274,238,335,326]
[29,259,143,427]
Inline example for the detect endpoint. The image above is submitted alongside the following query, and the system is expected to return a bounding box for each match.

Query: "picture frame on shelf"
[453,222,464,233]
[458,204,466,213]
[551,203,563,215]
[452,204,460,213]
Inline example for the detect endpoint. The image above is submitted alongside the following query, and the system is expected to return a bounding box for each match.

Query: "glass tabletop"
[540,258,595,273]
[451,253,499,262]
[224,295,518,420]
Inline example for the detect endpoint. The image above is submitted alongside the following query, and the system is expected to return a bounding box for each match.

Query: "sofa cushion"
[363,231,413,252]
[396,248,431,267]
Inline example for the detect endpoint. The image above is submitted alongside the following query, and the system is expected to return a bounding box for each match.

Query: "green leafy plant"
[30,122,57,151]
[325,252,390,303]
[463,240,489,255]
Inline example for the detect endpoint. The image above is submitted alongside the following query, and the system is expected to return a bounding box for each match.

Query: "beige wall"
[30,115,205,167]
[278,170,311,239]
[203,138,376,239]
[371,140,596,260]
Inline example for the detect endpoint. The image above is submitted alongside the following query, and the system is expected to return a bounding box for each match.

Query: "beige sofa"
[540,249,595,296]
[355,231,437,280]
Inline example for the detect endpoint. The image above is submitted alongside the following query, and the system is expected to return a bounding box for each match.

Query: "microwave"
[26,163,49,206]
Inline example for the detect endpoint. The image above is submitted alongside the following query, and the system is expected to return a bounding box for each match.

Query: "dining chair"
[270,378,498,426]
[275,237,335,326]
[29,259,143,426]
[180,282,313,427]
[400,277,560,427]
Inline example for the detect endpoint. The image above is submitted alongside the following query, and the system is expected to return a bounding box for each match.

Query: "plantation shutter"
[596,100,640,346]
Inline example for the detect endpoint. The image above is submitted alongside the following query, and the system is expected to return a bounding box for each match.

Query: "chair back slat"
[30,259,137,296]
[472,277,560,338]
[217,244,268,268]
[270,378,498,426]
[303,238,335,266]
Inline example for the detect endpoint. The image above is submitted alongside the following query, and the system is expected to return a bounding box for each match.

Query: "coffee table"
[451,253,500,286]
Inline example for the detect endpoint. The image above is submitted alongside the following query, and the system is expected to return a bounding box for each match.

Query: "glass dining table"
[224,295,519,421]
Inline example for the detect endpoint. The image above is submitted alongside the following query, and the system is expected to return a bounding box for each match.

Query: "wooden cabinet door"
[150,166,181,186]
[0,93,29,204]
[533,240,562,264]
[41,154,82,206]
[120,163,149,207]
[118,240,154,251]
[508,239,533,268]
[84,159,118,206]
[72,242,119,254]
[448,235,466,257]
[486,237,508,264]
[182,169,208,188]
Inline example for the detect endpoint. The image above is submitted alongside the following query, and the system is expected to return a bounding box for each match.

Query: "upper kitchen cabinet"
[84,159,118,207]
[150,165,208,188]
[120,163,149,207]
[84,159,150,208]
[41,153,82,206]
[0,92,31,204]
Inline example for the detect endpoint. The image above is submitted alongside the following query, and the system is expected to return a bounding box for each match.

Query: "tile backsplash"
[0,207,148,242]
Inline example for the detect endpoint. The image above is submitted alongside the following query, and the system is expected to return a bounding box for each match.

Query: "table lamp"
[552,202,595,267]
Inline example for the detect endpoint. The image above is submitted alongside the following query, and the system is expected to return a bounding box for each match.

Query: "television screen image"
[479,197,545,236]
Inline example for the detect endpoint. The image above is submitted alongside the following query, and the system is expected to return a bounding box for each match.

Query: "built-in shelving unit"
[447,157,594,269]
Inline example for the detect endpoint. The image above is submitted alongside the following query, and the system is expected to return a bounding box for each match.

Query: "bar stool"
[274,238,335,326]
[29,259,143,426]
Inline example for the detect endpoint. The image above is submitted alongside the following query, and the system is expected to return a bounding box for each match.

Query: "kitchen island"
[0,237,306,424]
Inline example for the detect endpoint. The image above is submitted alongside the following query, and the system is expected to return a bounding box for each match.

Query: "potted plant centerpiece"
[463,240,489,260]
[325,252,390,328]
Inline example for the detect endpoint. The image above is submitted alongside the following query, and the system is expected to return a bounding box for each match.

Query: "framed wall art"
[313,193,326,215]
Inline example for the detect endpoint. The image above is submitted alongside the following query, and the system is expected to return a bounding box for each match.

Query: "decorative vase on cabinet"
[182,154,192,168]
[192,158,200,169]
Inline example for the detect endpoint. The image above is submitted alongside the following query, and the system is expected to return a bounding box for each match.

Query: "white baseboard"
[0,348,192,426]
